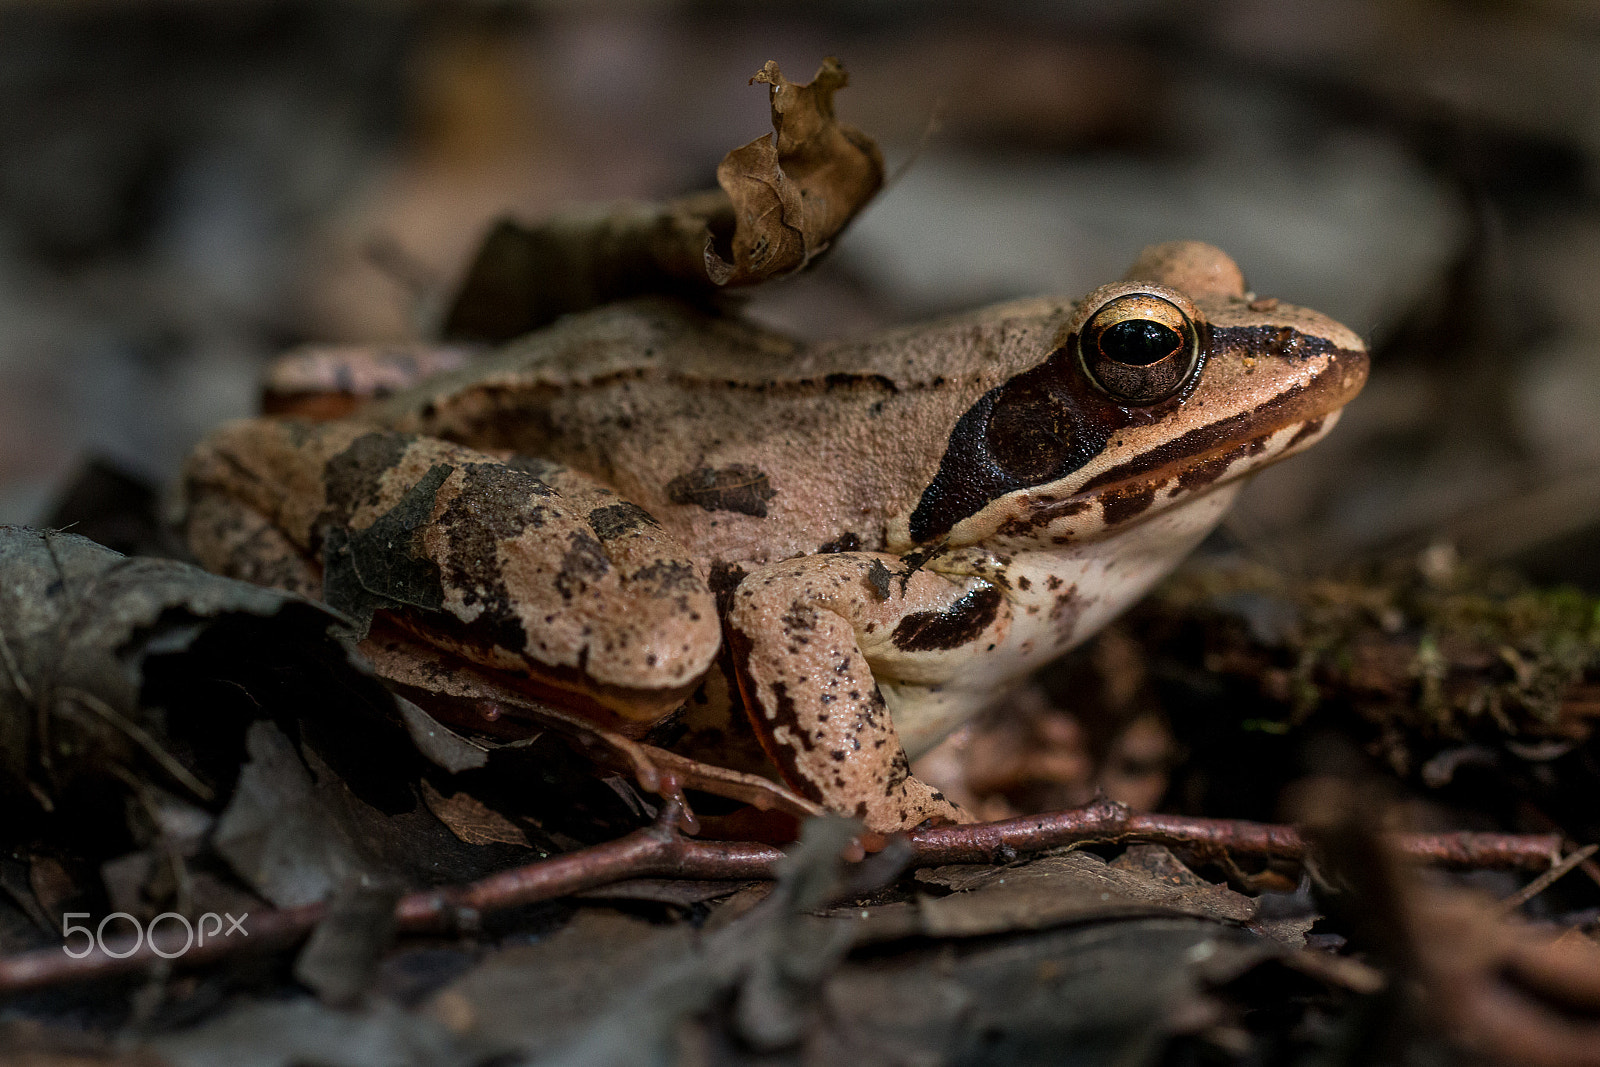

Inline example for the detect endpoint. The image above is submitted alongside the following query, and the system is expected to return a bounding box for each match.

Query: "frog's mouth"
[1002,342,1368,539]
[1077,407,1342,528]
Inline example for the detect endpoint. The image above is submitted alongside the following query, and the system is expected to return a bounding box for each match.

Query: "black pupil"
[1099,319,1181,366]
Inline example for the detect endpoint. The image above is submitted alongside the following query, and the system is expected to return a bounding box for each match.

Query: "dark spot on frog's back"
[507,454,566,484]
[321,464,452,632]
[817,531,861,553]
[667,464,778,517]
[322,430,415,523]
[628,559,702,594]
[555,530,610,598]
[892,585,1002,652]
[708,560,748,613]
[431,461,579,652]
[866,559,893,601]
[589,501,660,541]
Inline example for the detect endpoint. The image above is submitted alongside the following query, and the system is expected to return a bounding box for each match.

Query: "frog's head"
[899,241,1368,551]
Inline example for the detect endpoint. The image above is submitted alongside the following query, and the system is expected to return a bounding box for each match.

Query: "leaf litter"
[441,58,884,343]
[1,530,1593,1062]
[2,46,1599,1067]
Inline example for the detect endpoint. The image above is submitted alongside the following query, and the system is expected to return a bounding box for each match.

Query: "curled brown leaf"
[705,58,884,286]
[444,58,884,342]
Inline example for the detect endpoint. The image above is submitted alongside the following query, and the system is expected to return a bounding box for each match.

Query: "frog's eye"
[1078,293,1200,404]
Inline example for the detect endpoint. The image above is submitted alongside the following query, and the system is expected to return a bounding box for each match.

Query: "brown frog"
[182,241,1367,832]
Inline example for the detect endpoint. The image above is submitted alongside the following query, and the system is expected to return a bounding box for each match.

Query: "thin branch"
[1496,843,1600,916]
[395,803,780,934]
[0,619,34,703]
[904,796,1564,870]
[0,797,1566,995]
[61,687,215,803]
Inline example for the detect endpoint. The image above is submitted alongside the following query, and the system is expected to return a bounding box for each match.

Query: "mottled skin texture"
[182,242,1368,832]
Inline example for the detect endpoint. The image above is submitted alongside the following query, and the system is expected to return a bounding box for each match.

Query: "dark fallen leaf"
[0,854,54,938]
[422,818,869,1063]
[212,722,377,908]
[442,58,883,342]
[423,909,694,1058]
[212,719,553,910]
[814,918,1271,1067]
[25,856,77,925]
[906,848,1259,938]
[150,996,482,1067]
[0,526,397,820]
[394,697,488,774]
[294,879,403,1008]
[0,1020,165,1066]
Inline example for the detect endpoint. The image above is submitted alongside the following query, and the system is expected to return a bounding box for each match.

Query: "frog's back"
[377,296,1072,568]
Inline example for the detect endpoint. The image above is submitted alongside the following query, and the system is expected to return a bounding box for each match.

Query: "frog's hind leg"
[262,343,477,419]
[182,419,722,732]
[183,485,324,598]
[726,552,1001,833]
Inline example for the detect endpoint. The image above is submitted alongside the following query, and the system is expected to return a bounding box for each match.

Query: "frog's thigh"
[185,419,720,723]
[184,489,323,598]
[326,443,722,721]
[464,454,724,701]
[726,552,1001,832]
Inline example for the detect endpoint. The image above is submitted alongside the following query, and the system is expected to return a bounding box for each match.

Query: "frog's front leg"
[726,553,1007,832]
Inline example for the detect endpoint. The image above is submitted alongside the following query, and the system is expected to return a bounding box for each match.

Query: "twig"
[395,802,779,933]
[1496,843,1600,916]
[0,797,1565,995]
[904,796,1563,871]
[0,801,773,995]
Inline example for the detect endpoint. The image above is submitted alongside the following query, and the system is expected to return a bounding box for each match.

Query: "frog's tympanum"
[182,241,1367,832]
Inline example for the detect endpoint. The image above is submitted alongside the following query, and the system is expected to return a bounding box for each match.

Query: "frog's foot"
[261,343,477,419]
[360,623,829,831]
[726,552,1001,833]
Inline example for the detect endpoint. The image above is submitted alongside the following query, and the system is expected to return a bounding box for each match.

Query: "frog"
[181,240,1367,833]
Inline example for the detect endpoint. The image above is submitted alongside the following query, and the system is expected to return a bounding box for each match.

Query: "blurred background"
[0,0,1597,589]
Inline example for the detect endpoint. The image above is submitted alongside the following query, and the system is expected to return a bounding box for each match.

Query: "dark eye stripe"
[909,346,1110,542]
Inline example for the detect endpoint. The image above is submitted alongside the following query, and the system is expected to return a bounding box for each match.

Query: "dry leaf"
[443,58,884,342]
[704,58,883,286]
[212,721,375,908]
[419,779,530,849]
[0,525,397,815]
[906,849,1259,940]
